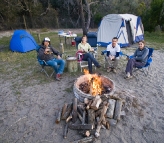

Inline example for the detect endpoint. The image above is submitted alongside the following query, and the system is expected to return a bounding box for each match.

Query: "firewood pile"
[56,95,125,143]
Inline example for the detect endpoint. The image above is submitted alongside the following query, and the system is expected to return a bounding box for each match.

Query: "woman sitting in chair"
[125,40,149,79]
[38,37,65,81]
[77,35,101,74]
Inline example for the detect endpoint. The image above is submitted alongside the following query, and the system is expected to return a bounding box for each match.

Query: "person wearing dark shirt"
[38,37,65,81]
[125,40,149,79]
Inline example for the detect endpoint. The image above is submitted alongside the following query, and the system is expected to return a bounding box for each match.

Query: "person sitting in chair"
[125,40,149,79]
[77,35,101,74]
[38,37,65,81]
[106,37,120,73]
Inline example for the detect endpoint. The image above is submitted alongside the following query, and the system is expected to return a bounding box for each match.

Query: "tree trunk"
[76,0,87,35]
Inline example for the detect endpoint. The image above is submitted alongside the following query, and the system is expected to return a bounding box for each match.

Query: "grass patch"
[0,31,80,90]
[144,31,164,50]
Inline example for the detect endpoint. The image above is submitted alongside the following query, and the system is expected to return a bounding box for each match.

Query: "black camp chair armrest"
[101,50,107,55]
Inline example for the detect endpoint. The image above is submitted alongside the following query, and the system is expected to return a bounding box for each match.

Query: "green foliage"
[141,0,164,31]
[136,2,146,16]
[94,13,103,26]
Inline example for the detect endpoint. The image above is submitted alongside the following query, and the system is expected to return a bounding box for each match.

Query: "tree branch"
[89,1,99,6]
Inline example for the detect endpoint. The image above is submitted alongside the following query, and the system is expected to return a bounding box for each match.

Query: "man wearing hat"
[38,37,65,81]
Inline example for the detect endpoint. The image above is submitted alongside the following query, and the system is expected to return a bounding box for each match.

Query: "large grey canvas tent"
[97,14,144,47]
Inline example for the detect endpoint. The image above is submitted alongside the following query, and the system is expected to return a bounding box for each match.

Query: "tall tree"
[75,0,99,35]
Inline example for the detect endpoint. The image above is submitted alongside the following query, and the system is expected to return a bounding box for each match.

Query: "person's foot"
[107,67,112,72]
[124,72,133,79]
[113,68,117,73]
[56,74,61,81]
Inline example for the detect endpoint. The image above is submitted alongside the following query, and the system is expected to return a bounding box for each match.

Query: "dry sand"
[0,30,164,143]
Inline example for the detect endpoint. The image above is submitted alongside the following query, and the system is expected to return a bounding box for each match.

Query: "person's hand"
[44,48,51,54]
[90,48,94,52]
[109,55,114,60]
[57,55,61,59]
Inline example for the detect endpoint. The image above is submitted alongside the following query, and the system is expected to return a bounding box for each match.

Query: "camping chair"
[76,51,97,72]
[101,50,126,68]
[36,46,55,77]
[129,47,154,76]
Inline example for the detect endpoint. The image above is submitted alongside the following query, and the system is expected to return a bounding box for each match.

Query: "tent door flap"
[126,21,133,45]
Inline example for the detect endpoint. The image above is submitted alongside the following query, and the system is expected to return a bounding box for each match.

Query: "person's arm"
[51,46,60,56]
[38,47,46,60]
[133,49,138,57]
[88,43,94,52]
[106,45,110,57]
[135,48,149,61]
[115,45,120,58]
[107,51,110,57]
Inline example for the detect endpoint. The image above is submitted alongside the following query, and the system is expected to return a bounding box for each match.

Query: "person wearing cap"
[38,37,65,81]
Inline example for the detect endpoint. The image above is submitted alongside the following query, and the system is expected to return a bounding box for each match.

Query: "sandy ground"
[0,29,164,143]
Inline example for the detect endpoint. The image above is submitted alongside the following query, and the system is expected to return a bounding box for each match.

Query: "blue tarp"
[10,30,38,53]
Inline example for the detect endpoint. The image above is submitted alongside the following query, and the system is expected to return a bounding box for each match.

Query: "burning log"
[72,98,78,123]
[62,103,72,120]
[71,136,95,143]
[106,99,116,119]
[87,109,95,128]
[55,109,62,124]
[68,124,94,130]
[79,81,90,94]
[90,96,102,110]
[63,123,68,138]
[61,103,68,119]
[113,99,123,121]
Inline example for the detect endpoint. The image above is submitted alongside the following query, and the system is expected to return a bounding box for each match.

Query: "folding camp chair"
[129,47,154,76]
[76,51,97,72]
[36,46,55,77]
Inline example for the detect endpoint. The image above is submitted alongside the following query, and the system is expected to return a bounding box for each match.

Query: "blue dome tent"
[10,30,38,53]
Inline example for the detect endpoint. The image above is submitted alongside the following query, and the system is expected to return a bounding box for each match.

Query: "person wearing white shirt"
[106,37,120,73]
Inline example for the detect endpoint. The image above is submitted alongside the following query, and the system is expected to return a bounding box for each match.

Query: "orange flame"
[83,69,103,96]
[84,68,89,75]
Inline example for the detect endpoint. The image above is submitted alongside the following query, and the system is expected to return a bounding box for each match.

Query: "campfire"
[74,69,115,102]
[55,70,126,142]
